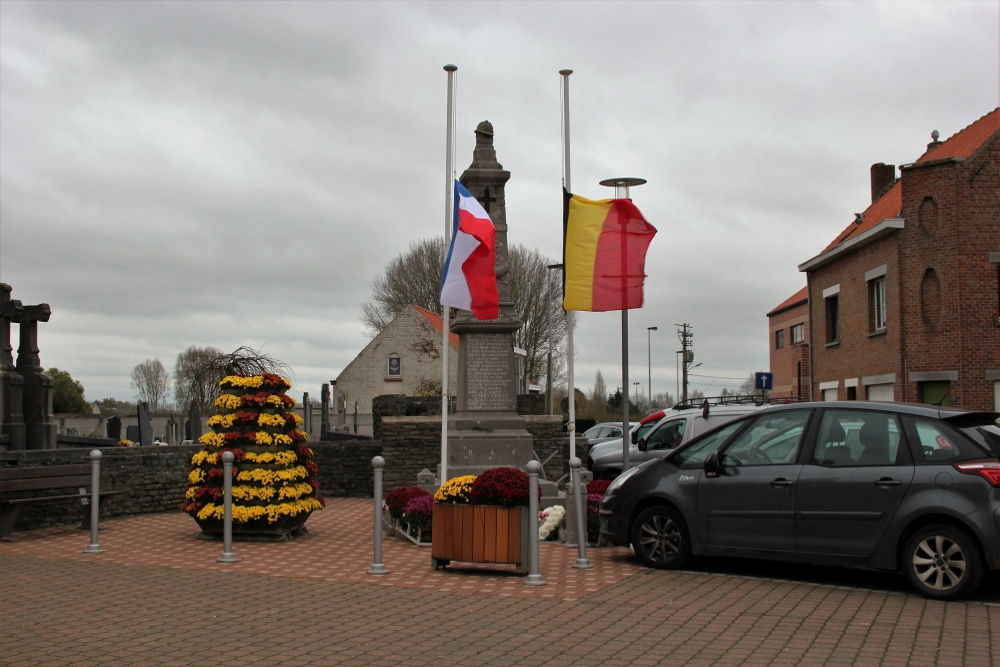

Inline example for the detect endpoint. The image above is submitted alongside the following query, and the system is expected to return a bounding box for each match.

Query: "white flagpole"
[560,69,575,463]
[441,64,457,485]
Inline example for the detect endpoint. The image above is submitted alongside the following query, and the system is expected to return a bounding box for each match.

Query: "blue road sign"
[754,372,773,391]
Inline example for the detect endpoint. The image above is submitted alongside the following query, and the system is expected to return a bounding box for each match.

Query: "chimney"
[926,129,941,152]
[870,162,895,203]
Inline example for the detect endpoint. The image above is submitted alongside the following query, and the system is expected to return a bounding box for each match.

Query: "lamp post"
[647,326,657,407]
[633,382,640,407]
[546,263,564,415]
[599,176,646,473]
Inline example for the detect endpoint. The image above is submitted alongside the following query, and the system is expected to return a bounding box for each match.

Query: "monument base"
[446,411,535,479]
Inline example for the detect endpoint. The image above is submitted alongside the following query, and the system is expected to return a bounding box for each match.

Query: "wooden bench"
[0,464,122,541]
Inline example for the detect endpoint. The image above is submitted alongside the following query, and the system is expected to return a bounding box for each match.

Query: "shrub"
[384,486,430,521]
[433,475,477,504]
[470,467,531,507]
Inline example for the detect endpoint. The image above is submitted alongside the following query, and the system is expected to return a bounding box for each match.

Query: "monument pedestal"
[446,411,535,479]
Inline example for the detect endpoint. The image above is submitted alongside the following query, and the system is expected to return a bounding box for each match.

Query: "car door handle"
[874,478,901,487]
[770,479,794,487]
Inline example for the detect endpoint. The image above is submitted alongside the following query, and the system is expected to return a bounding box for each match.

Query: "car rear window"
[904,417,995,463]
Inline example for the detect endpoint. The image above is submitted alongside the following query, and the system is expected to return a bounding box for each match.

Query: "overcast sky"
[1,0,998,406]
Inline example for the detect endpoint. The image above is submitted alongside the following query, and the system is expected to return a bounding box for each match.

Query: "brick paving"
[1,498,998,666]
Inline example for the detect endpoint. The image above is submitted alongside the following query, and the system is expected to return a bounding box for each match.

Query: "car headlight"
[605,464,642,494]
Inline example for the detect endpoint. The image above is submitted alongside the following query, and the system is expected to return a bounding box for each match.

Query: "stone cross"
[0,284,26,449]
[12,302,55,449]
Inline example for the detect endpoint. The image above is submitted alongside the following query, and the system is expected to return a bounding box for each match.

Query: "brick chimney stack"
[870,162,895,203]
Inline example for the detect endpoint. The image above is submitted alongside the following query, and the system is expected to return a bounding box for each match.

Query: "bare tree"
[361,237,569,390]
[590,370,608,405]
[130,358,171,412]
[737,373,769,397]
[174,345,292,410]
[174,345,225,411]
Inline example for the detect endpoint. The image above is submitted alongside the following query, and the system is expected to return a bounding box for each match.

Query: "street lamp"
[546,263,563,415]
[647,326,658,407]
[633,382,640,407]
[599,177,646,473]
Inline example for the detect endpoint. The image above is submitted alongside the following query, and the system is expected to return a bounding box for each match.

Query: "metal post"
[525,460,546,585]
[217,451,237,563]
[369,456,388,575]
[570,457,592,569]
[83,449,103,554]
[647,326,658,407]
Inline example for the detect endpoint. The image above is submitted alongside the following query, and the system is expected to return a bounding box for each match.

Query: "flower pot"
[195,510,312,541]
[431,503,528,574]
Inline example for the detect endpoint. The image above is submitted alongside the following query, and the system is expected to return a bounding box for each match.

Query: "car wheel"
[630,505,690,569]
[902,525,984,600]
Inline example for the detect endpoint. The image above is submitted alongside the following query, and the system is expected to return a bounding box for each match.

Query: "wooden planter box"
[431,503,528,574]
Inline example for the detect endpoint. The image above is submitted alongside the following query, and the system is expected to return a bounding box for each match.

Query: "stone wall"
[0,416,576,533]
[0,445,200,531]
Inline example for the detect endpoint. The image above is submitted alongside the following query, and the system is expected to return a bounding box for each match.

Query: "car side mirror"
[637,437,647,452]
[704,451,721,478]
[631,431,639,444]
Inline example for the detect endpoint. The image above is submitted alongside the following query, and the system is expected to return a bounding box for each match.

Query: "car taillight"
[954,460,1000,486]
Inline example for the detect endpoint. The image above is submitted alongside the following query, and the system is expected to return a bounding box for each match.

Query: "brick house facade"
[767,286,810,400]
[333,306,458,436]
[794,108,1000,411]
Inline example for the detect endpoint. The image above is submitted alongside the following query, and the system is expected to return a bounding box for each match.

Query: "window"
[775,330,785,349]
[791,323,805,344]
[825,295,839,344]
[720,410,810,466]
[812,410,902,467]
[869,276,886,332]
[672,420,745,469]
[644,419,686,451]
[387,354,401,378]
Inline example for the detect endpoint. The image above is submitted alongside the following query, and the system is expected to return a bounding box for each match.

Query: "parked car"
[587,413,664,464]
[580,422,632,446]
[588,396,781,479]
[599,401,1000,600]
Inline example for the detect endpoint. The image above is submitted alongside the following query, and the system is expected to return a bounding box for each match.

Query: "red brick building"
[767,286,809,400]
[784,108,999,411]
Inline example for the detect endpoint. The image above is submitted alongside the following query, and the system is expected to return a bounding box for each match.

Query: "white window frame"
[387,354,401,378]
[791,323,805,344]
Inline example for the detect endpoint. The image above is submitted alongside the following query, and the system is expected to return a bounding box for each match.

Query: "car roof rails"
[671,394,801,411]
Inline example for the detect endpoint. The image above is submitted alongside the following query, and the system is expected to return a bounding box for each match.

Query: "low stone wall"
[0,418,580,533]
[0,445,200,531]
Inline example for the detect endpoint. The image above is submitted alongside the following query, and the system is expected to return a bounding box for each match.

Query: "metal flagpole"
[441,64,457,485]
[560,69,575,463]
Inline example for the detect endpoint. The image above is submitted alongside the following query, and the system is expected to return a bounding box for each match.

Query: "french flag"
[440,181,499,320]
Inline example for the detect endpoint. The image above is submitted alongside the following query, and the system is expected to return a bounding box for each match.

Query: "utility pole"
[676,323,693,403]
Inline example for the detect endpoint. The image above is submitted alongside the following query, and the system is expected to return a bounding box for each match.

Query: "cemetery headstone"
[106,415,122,440]
[320,383,330,437]
[186,400,202,441]
[0,284,26,449]
[137,401,153,446]
[126,424,140,442]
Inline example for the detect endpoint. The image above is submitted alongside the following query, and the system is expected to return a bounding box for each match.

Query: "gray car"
[599,401,1000,600]
[589,403,771,480]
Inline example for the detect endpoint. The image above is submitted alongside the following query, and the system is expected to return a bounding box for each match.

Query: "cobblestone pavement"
[2,498,998,666]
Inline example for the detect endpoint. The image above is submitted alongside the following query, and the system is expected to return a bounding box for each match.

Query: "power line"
[688,373,749,380]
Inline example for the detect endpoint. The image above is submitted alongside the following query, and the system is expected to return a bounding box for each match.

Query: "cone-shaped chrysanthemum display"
[182,373,323,538]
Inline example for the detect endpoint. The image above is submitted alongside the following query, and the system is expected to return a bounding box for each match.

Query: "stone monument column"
[13,303,56,449]
[445,121,535,479]
[0,284,26,450]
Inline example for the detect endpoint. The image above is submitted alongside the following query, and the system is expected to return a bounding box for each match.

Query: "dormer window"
[386,354,401,379]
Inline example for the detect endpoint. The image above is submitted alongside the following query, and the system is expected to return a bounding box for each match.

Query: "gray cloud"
[1,0,996,403]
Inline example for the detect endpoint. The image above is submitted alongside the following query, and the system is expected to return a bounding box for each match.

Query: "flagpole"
[441,63,457,485]
[560,69,575,464]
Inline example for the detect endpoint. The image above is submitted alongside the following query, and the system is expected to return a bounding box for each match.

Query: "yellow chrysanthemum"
[199,432,226,447]
[257,413,286,427]
[188,468,206,484]
[214,394,242,410]
[433,475,477,503]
